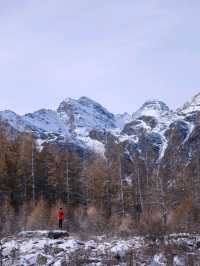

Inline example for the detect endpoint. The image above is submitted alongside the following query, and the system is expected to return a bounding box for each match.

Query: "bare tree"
[119,155,125,217]
[64,154,71,205]
[0,240,3,266]
[137,167,144,212]
[156,165,167,225]
[145,151,149,186]
[31,136,36,204]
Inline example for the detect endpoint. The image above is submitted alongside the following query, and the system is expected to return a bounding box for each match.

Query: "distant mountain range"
[0,94,199,158]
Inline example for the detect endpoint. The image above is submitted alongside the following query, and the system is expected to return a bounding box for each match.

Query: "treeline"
[1,124,200,237]
[0,126,133,235]
[0,132,79,205]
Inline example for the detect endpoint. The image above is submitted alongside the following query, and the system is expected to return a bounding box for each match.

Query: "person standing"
[57,208,64,230]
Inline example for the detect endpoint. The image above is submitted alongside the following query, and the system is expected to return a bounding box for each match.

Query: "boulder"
[48,231,69,239]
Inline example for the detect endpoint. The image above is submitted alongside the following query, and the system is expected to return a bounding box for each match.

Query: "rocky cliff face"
[117,94,200,187]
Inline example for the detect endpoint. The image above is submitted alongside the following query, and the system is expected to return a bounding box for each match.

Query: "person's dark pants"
[59,219,63,230]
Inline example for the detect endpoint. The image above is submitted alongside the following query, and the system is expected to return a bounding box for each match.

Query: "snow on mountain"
[115,112,132,129]
[0,97,117,138]
[0,95,199,159]
[0,97,117,155]
[23,109,69,136]
[133,99,177,137]
[56,96,118,155]
[119,98,195,161]
[178,93,200,115]
[76,134,106,156]
[119,100,178,160]
[57,96,116,134]
[0,110,33,132]
[132,100,171,120]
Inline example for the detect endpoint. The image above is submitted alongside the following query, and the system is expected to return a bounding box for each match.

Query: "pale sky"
[0,0,200,115]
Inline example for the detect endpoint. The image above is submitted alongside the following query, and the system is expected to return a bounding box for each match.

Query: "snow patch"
[182,122,195,144]
[152,253,167,265]
[119,134,139,143]
[158,134,168,161]
[179,92,200,115]
[78,135,105,156]
[115,112,132,129]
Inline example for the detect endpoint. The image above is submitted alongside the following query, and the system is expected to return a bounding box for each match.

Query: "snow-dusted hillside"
[0,110,34,132]
[23,109,70,137]
[1,231,145,265]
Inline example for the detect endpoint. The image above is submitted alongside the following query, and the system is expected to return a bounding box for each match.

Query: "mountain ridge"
[0,94,200,161]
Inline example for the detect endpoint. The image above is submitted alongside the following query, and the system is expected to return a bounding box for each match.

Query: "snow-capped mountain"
[0,110,32,132]
[115,112,132,129]
[131,100,178,133]
[178,92,200,116]
[132,100,171,119]
[0,94,200,163]
[0,97,117,136]
[118,100,179,162]
[57,96,117,134]
[0,97,118,155]
[23,109,70,136]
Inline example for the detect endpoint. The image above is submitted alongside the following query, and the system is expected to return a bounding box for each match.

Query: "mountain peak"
[58,96,103,112]
[179,92,200,115]
[142,100,170,111]
[61,96,99,105]
[191,92,200,106]
[63,97,73,103]
[78,96,95,103]
[133,99,170,119]
[57,96,116,133]
[115,112,132,129]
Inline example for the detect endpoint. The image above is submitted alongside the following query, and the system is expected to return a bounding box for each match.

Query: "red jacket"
[58,210,64,220]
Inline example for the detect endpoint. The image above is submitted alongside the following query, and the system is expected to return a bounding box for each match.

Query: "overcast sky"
[0,0,199,115]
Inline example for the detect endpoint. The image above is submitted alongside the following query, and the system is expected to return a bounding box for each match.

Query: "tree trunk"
[31,139,36,204]
[119,156,125,217]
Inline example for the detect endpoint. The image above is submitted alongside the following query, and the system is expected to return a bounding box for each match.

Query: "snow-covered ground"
[1,231,145,265]
[2,231,200,265]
